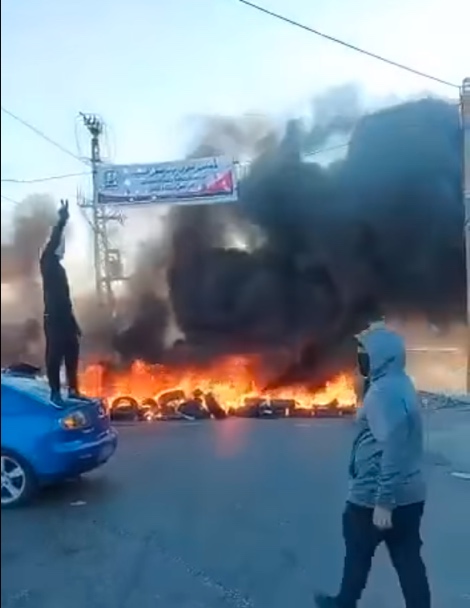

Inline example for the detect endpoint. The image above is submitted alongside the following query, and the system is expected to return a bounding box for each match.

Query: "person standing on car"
[315,324,430,608]
[40,200,84,404]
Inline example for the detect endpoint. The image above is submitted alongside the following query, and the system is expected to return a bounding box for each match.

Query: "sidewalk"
[425,404,470,474]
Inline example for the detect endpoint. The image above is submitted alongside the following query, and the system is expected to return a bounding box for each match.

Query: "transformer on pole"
[461,78,470,391]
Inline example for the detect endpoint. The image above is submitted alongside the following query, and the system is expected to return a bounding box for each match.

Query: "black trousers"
[337,501,431,608]
[44,324,80,394]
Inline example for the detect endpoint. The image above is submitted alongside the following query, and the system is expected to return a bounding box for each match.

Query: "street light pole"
[461,78,470,391]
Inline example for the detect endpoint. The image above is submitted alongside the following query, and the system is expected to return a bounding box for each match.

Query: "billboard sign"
[97,157,238,206]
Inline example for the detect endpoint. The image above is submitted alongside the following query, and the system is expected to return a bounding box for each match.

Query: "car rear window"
[1,374,58,408]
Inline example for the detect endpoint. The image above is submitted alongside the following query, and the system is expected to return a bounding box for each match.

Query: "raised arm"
[41,200,69,263]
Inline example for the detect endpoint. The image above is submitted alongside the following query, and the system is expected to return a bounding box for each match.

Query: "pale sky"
[1,0,467,288]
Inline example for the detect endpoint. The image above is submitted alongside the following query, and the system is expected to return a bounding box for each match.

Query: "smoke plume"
[1,194,56,285]
[2,90,464,389]
[162,94,463,385]
[1,195,57,365]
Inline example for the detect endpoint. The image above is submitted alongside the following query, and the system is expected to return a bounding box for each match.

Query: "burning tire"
[140,398,158,421]
[156,389,186,419]
[229,403,258,418]
[313,401,351,417]
[204,393,227,419]
[266,399,293,418]
[178,399,210,420]
[110,396,141,421]
[231,398,287,419]
[289,408,313,418]
[158,389,185,410]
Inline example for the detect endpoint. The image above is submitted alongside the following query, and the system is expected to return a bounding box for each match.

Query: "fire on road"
[79,355,357,419]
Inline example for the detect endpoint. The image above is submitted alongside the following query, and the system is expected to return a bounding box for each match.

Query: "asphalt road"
[2,419,469,608]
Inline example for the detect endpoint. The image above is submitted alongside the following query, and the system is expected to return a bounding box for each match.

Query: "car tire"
[1,449,38,509]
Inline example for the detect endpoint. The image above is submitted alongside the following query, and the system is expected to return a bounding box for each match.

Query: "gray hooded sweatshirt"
[348,327,426,509]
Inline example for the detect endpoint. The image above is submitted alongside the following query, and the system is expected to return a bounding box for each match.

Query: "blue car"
[1,372,118,508]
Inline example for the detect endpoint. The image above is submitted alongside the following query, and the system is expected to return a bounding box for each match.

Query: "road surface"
[2,417,469,608]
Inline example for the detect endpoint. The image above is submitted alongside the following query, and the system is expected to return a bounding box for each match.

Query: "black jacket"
[40,218,78,333]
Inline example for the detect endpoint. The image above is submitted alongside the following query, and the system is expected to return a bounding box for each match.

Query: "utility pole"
[80,113,122,310]
[461,78,470,391]
[81,113,103,302]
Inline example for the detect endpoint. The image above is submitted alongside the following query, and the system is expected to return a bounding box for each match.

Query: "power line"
[306,142,348,156]
[2,189,97,234]
[238,0,461,90]
[1,172,89,184]
[1,107,98,232]
[1,190,96,232]
[1,106,89,165]
[1,194,20,205]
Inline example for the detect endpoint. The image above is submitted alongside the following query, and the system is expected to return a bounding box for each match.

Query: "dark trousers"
[44,324,80,394]
[337,502,430,608]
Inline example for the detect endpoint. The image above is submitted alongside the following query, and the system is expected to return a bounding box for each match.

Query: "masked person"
[40,200,84,404]
[355,340,371,401]
[315,325,430,608]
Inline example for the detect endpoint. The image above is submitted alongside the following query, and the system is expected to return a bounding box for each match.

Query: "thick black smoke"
[1,194,56,284]
[101,92,462,388]
[164,96,463,385]
[1,195,56,365]
[242,97,463,327]
[339,98,463,322]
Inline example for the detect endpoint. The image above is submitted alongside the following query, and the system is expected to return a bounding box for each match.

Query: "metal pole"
[461,78,470,391]
[90,125,103,302]
[79,114,123,313]
[81,114,106,305]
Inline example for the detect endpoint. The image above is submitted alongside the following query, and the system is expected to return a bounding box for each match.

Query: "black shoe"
[314,594,340,608]
[50,391,64,406]
[68,390,90,401]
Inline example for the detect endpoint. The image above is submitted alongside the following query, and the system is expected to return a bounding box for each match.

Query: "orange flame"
[79,355,357,412]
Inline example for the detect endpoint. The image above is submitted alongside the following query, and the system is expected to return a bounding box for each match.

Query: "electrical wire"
[1,79,459,220]
[74,114,87,162]
[1,106,89,165]
[1,107,98,232]
[1,194,20,205]
[1,189,95,234]
[2,105,349,189]
[306,142,348,156]
[238,0,461,90]
[1,172,89,184]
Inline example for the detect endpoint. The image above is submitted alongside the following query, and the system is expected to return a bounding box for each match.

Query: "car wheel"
[1,449,37,508]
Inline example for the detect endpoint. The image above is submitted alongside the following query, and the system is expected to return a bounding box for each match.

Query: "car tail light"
[60,411,88,430]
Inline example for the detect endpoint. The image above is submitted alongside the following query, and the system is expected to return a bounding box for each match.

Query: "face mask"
[357,347,370,378]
